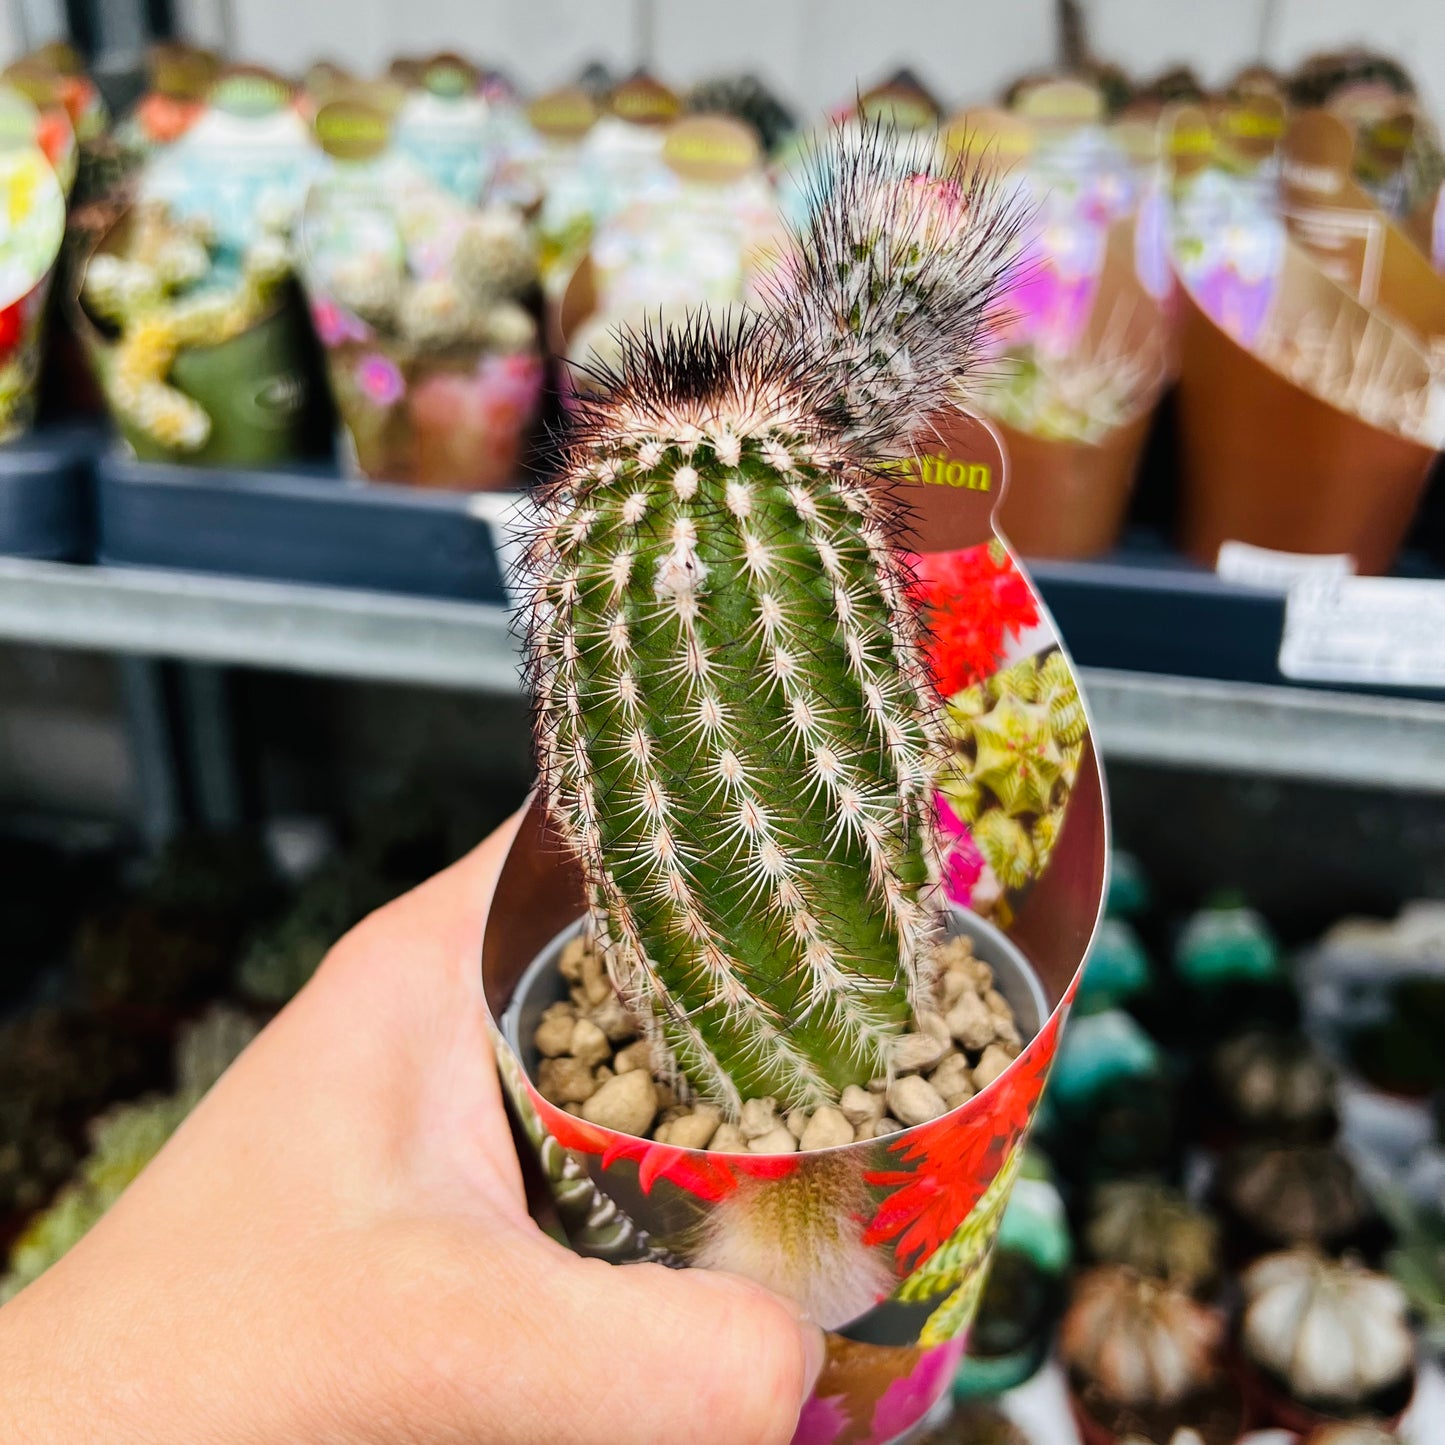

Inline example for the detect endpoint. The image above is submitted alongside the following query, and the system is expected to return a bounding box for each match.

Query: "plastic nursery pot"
[1176,290,1438,576]
[124,296,327,468]
[1066,1375,1245,1445]
[485,409,1107,1444]
[483,782,1104,1445]
[320,335,546,492]
[1237,1355,1415,1436]
[993,412,1153,560]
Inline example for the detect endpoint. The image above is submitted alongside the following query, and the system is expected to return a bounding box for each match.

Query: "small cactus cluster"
[1239,1250,1415,1411]
[525,125,1019,1116]
[938,648,1085,915]
[83,201,291,451]
[325,205,538,356]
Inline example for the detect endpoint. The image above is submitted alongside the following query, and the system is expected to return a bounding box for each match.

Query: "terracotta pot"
[994,412,1153,560]
[1176,291,1437,575]
[482,790,1104,1445]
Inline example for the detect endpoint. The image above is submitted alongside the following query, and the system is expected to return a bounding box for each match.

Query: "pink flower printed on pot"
[1192,262,1276,349]
[936,795,985,908]
[866,1338,966,1444]
[794,1388,851,1445]
[310,296,370,348]
[407,351,544,490]
[1001,222,1104,358]
[356,352,405,408]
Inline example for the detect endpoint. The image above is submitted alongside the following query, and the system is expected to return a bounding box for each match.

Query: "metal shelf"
[3,557,1445,793]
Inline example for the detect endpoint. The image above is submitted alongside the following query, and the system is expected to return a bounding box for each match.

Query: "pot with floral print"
[0,88,67,442]
[484,123,1107,1445]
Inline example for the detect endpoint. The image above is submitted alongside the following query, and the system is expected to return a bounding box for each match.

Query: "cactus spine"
[526,127,1018,1116]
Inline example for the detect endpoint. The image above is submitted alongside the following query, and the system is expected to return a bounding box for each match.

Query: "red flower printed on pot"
[0,301,24,355]
[532,1086,796,1201]
[910,543,1040,697]
[865,1004,1064,1274]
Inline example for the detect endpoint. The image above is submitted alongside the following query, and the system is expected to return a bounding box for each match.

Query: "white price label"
[1216,541,1355,592]
[1280,576,1445,688]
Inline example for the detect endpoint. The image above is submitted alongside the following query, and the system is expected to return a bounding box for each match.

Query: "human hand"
[0,810,824,1444]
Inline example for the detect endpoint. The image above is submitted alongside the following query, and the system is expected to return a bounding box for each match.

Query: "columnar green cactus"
[525,128,1018,1115]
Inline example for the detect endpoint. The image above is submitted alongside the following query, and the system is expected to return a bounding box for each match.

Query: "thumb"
[550,1254,826,1445]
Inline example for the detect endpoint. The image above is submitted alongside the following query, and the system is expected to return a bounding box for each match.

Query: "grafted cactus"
[525,127,1019,1115]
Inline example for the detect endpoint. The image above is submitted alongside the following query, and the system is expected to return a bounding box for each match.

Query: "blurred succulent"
[1174,901,1282,990]
[1105,850,1151,921]
[1212,1029,1336,1141]
[975,330,1163,445]
[328,252,404,328]
[1240,1251,1415,1414]
[397,276,475,348]
[0,1113,76,1219]
[74,835,278,1009]
[1370,1177,1445,1357]
[1061,1266,1223,1407]
[1037,1009,1177,1182]
[1288,49,1415,105]
[0,1004,259,1301]
[954,1156,1072,1396]
[1218,1142,1373,1254]
[1306,1427,1404,1445]
[0,1006,155,1119]
[2,1094,185,1301]
[1077,918,1153,1015]
[74,900,232,1010]
[1086,1182,1220,1294]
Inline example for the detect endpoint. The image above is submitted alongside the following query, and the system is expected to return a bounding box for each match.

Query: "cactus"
[82,202,292,453]
[524,126,1019,1115]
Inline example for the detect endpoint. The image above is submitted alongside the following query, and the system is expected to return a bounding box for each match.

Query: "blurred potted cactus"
[1,1004,259,1304]
[299,102,545,491]
[1237,1250,1417,1431]
[1215,1140,1384,1264]
[1084,1181,1220,1296]
[1209,1028,1338,1143]
[75,200,327,465]
[1059,1266,1240,1445]
[483,123,1109,1445]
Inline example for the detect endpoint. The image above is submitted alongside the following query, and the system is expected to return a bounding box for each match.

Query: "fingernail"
[800,1321,828,1405]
